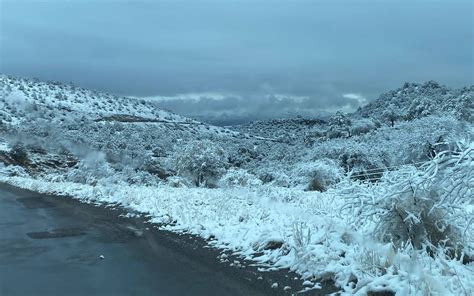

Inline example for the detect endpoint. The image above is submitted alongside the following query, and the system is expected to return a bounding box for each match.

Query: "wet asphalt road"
[0,183,269,296]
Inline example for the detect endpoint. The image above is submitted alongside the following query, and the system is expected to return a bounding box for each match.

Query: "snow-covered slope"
[231,117,327,145]
[0,75,248,179]
[356,80,473,122]
[231,81,473,145]
[0,74,191,124]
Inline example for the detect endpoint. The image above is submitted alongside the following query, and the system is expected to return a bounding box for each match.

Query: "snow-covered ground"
[0,75,473,295]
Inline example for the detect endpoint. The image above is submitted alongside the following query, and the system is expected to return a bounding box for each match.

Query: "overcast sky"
[1,0,472,124]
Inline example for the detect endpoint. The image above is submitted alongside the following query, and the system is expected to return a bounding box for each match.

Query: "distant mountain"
[229,81,472,143]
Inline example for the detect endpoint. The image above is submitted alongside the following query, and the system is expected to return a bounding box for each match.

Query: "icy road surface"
[0,183,268,296]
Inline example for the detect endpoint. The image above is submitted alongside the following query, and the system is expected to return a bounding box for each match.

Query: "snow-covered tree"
[174,140,228,187]
[350,118,378,136]
[382,103,400,127]
[327,111,352,138]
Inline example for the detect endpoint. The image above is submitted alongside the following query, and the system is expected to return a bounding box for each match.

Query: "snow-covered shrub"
[303,128,325,146]
[218,168,262,188]
[138,159,173,180]
[381,103,401,127]
[174,140,228,187]
[293,158,344,191]
[292,222,312,255]
[254,170,292,188]
[66,151,115,185]
[166,175,191,188]
[407,96,438,119]
[350,118,378,136]
[311,142,382,179]
[128,172,159,186]
[326,128,346,139]
[228,146,259,167]
[339,149,387,177]
[312,115,467,174]
[0,163,29,177]
[343,141,473,255]
[10,143,30,166]
[329,142,474,294]
[326,111,352,139]
[453,91,473,122]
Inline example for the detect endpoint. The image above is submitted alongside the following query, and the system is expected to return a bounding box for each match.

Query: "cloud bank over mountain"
[1,0,472,123]
[140,91,369,125]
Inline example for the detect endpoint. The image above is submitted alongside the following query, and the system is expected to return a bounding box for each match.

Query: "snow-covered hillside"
[0,75,191,124]
[0,75,472,295]
[356,80,473,122]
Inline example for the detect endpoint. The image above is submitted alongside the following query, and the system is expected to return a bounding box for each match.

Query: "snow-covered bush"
[407,96,439,119]
[339,150,387,178]
[326,112,352,139]
[166,175,191,188]
[454,91,474,122]
[382,103,401,127]
[303,128,325,146]
[343,141,473,255]
[66,151,115,185]
[293,158,344,191]
[312,115,467,174]
[228,146,260,167]
[10,143,30,166]
[174,140,228,187]
[138,159,173,180]
[0,163,29,177]
[350,118,378,136]
[218,168,262,188]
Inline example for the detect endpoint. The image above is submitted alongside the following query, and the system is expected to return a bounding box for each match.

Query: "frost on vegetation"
[349,118,379,136]
[334,142,474,295]
[357,81,473,123]
[166,175,191,188]
[341,141,473,253]
[218,168,262,188]
[9,143,30,166]
[0,144,472,295]
[174,140,228,187]
[0,162,29,177]
[0,76,473,295]
[65,151,114,185]
[312,115,467,175]
[293,158,344,191]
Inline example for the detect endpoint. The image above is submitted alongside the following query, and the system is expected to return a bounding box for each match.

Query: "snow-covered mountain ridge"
[232,81,472,143]
[356,80,473,122]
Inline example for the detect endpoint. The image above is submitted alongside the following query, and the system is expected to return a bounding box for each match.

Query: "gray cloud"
[147,91,367,125]
[1,0,472,123]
